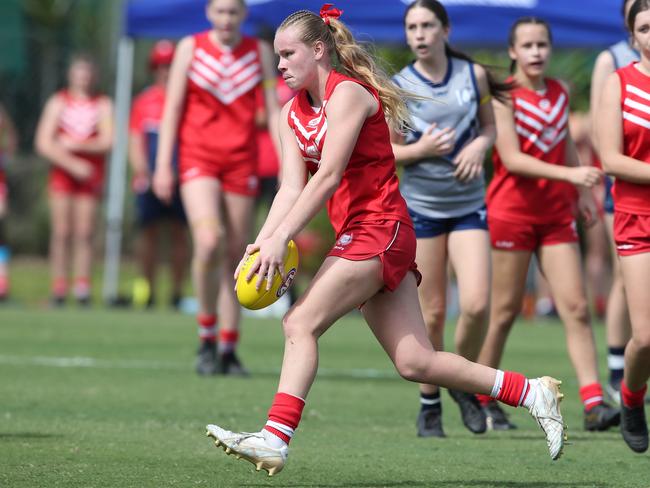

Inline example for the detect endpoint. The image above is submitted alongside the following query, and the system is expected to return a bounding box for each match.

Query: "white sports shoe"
[527,376,567,460]
[206,424,288,476]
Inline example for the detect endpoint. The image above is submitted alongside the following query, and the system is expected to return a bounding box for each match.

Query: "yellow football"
[236,240,299,310]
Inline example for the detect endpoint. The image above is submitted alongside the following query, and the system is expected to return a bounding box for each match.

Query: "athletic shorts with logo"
[327,220,421,292]
[614,210,650,256]
[488,216,578,251]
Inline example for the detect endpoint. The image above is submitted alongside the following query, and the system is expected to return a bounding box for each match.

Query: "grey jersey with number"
[608,40,639,69]
[394,57,484,219]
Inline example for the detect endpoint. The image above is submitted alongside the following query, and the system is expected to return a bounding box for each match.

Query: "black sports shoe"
[218,351,249,376]
[449,389,487,434]
[196,341,219,375]
[416,408,446,438]
[50,295,66,308]
[621,404,648,453]
[584,402,621,431]
[483,400,517,430]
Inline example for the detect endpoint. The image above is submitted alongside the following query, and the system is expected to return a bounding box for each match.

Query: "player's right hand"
[153,165,176,204]
[568,166,602,188]
[416,123,456,158]
[68,159,93,182]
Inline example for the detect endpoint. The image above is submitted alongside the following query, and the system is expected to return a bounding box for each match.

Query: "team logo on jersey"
[306,143,320,157]
[307,118,320,128]
[477,208,487,221]
[539,99,551,110]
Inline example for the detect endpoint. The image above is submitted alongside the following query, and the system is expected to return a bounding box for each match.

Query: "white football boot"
[527,376,567,460]
[206,424,288,476]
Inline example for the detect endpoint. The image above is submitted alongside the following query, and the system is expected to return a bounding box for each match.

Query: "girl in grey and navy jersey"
[391,0,511,438]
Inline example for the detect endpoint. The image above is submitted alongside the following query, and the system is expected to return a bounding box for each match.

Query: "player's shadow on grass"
[0,432,60,440]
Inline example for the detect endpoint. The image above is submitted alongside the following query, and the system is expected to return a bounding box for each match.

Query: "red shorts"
[327,220,421,292]
[614,211,650,256]
[48,166,104,198]
[489,216,578,251]
[179,156,259,197]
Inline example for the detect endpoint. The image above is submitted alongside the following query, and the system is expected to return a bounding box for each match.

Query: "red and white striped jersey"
[57,90,104,141]
[56,90,106,167]
[488,78,577,224]
[287,70,411,235]
[615,63,650,214]
[179,32,262,165]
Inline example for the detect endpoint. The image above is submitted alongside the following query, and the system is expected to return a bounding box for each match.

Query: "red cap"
[149,40,175,69]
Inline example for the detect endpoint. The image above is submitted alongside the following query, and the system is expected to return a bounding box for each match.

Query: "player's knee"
[632,330,650,352]
[51,224,72,243]
[282,308,322,340]
[194,229,224,262]
[562,298,590,324]
[459,297,489,324]
[394,354,430,383]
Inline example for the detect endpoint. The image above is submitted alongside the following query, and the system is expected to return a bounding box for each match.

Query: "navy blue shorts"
[136,189,186,227]
[603,176,615,214]
[408,206,488,238]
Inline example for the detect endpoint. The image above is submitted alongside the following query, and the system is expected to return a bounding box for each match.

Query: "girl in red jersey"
[596,0,650,453]
[204,5,566,476]
[35,53,113,306]
[153,0,280,376]
[590,0,639,406]
[0,102,17,301]
[475,18,620,432]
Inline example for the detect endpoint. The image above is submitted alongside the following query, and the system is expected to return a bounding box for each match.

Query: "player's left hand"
[453,143,485,182]
[247,235,289,291]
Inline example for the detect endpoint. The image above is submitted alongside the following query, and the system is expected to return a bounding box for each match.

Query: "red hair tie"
[320,3,343,25]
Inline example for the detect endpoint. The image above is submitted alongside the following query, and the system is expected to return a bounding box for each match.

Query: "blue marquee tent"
[125,0,628,47]
[103,0,629,301]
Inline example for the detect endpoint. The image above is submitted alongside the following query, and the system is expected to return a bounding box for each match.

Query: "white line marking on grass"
[0,355,398,380]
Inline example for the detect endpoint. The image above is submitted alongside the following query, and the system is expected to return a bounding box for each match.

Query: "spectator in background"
[129,40,189,309]
[0,103,17,301]
[35,53,113,306]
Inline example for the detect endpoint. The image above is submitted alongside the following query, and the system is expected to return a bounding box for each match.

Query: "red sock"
[621,381,647,408]
[496,371,530,407]
[264,392,305,444]
[0,275,8,296]
[52,277,67,298]
[579,382,604,411]
[218,329,239,354]
[197,314,217,343]
[74,277,91,298]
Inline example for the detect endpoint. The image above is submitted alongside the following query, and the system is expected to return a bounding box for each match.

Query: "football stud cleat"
[416,408,446,438]
[527,376,567,461]
[206,424,288,476]
[449,389,487,434]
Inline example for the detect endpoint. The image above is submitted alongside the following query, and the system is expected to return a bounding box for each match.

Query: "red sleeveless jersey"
[614,63,650,215]
[56,90,106,167]
[180,32,262,165]
[487,78,577,224]
[287,70,411,235]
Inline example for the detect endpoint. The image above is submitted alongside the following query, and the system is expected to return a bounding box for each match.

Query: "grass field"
[0,301,648,487]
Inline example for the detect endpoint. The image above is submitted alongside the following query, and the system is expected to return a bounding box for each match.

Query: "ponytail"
[278,9,412,130]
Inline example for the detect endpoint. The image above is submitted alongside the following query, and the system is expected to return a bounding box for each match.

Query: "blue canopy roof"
[125,0,629,47]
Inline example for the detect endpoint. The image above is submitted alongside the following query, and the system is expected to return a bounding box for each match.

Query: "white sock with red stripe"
[262,392,305,448]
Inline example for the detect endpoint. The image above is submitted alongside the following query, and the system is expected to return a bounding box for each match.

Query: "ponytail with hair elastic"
[278,7,412,130]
